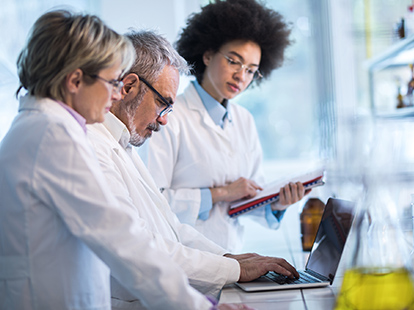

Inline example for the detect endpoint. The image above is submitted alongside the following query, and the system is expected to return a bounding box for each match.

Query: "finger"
[278,187,286,205]
[283,184,292,204]
[250,180,263,191]
[289,182,299,201]
[296,182,305,198]
[284,262,299,278]
[245,185,259,199]
[270,259,299,278]
[289,182,304,202]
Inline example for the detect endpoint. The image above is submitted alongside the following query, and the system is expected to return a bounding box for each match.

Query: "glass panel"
[233,0,326,167]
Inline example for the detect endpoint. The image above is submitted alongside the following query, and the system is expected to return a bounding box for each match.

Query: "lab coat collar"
[182,83,233,141]
[18,94,87,134]
[192,80,232,128]
[55,101,87,133]
[103,112,131,150]
[18,94,48,112]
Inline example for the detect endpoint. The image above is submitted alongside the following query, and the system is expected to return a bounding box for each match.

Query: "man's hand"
[272,182,310,211]
[210,177,263,204]
[224,253,299,282]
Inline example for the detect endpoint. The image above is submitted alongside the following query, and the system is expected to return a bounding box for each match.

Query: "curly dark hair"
[175,0,292,85]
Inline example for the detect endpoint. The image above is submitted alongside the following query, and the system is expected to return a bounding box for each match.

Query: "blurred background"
[3,0,413,172]
[2,0,414,252]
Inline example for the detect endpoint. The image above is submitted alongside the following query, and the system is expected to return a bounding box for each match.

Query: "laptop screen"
[305,198,355,283]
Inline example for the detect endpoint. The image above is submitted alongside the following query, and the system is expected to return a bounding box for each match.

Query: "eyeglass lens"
[221,53,262,80]
[89,74,124,93]
[138,76,173,117]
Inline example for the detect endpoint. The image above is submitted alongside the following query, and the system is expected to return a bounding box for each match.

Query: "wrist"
[270,202,280,211]
[210,186,227,204]
[271,201,288,211]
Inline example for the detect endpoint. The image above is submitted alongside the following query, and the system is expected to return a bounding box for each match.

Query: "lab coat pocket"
[0,278,32,310]
[238,145,259,177]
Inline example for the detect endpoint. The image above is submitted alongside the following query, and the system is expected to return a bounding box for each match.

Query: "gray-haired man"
[87,30,298,309]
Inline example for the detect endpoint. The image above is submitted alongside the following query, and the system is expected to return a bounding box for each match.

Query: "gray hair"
[124,29,190,85]
[16,10,135,102]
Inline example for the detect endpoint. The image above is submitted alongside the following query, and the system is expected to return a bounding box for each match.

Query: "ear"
[65,69,83,94]
[203,50,214,66]
[121,72,140,100]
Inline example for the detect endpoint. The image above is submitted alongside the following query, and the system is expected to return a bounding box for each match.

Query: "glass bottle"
[300,198,325,251]
[396,79,404,109]
[405,64,414,106]
[334,179,414,310]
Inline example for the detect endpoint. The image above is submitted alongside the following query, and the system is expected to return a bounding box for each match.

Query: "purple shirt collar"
[56,100,87,134]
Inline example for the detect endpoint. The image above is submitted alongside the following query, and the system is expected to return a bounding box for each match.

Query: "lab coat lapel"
[96,118,160,206]
[182,84,232,141]
[128,147,178,226]
[90,121,180,242]
[129,149,163,199]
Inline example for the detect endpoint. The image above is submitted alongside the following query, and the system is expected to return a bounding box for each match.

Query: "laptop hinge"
[305,269,332,284]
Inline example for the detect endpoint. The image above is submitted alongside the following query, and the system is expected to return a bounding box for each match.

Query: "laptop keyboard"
[264,271,322,285]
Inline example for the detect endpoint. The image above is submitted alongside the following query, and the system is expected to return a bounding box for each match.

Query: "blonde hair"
[16,10,135,102]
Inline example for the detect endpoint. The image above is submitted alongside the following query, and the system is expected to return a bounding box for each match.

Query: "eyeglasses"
[88,74,124,93]
[219,52,263,81]
[138,76,173,118]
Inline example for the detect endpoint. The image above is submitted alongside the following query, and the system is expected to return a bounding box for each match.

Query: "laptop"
[235,198,355,292]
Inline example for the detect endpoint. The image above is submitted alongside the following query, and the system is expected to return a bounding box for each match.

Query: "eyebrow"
[157,95,174,106]
[227,51,260,68]
[165,96,174,105]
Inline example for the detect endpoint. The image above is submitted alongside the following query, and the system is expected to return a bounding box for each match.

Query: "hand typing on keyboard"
[224,253,299,282]
[265,271,321,285]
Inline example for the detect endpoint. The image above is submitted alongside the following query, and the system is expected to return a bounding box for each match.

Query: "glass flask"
[334,179,414,310]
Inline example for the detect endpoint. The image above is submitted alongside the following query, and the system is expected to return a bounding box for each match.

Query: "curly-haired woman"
[148,0,307,252]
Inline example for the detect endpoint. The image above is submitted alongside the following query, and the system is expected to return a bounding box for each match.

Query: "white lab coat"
[148,83,278,252]
[0,95,211,310]
[87,113,239,306]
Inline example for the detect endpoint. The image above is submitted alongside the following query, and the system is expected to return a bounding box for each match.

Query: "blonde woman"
[0,10,246,310]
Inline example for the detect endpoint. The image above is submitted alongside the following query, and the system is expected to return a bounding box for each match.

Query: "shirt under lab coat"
[86,113,239,306]
[147,82,282,253]
[0,95,211,310]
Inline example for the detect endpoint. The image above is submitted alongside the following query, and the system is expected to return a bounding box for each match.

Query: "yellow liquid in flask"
[334,267,414,310]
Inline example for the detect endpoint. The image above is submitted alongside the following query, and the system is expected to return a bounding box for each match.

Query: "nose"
[157,113,168,126]
[233,68,248,82]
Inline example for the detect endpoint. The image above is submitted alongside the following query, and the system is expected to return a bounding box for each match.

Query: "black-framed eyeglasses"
[219,52,263,81]
[137,76,173,118]
[88,74,124,93]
